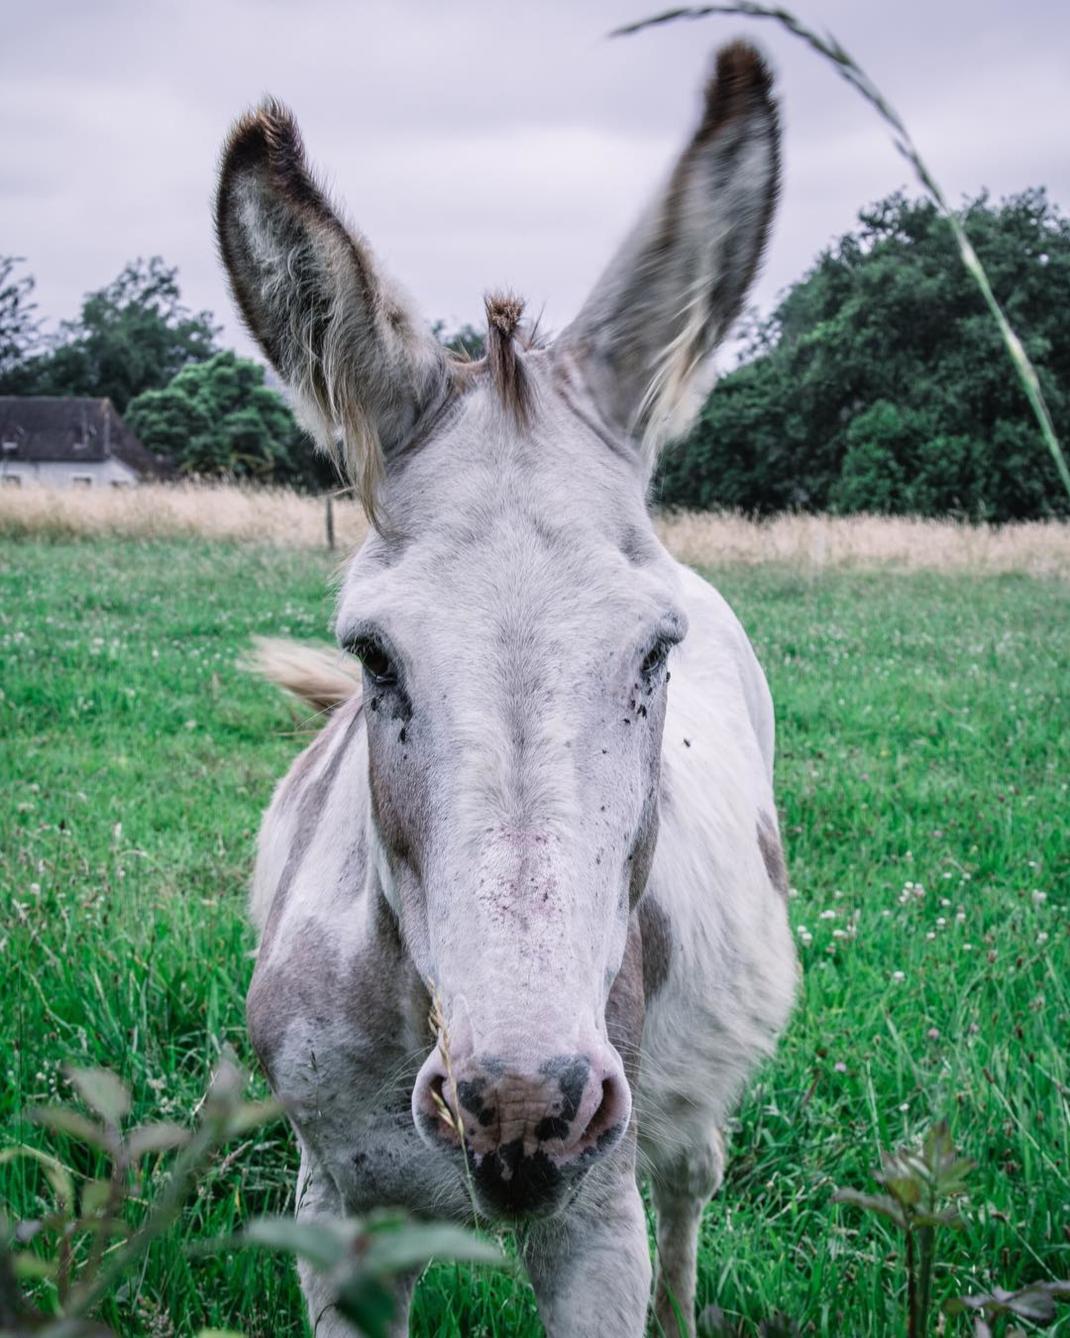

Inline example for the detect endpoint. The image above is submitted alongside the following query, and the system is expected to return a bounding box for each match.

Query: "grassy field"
[1,536,1068,1335]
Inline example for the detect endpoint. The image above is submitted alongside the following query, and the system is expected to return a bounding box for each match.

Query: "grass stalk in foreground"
[612,4,1070,504]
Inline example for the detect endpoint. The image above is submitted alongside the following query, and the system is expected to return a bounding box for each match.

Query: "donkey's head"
[219,42,779,1219]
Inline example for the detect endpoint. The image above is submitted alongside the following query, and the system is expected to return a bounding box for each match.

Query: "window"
[71,475,93,488]
[2,475,21,487]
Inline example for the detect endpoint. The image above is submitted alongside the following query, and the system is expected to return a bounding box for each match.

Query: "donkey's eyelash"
[640,642,670,676]
[344,636,398,686]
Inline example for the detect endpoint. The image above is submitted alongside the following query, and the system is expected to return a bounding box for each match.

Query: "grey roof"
[0,397,169,477]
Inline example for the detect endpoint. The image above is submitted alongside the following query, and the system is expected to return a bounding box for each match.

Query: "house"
[0,397,169,488]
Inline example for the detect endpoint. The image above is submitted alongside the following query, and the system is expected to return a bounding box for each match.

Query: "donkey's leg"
[294,1149,418,1337]
[520,1164,651,1338]
[650,1127,725,1337]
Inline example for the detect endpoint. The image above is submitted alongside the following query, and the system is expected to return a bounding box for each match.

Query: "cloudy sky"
[3,1,1068,364]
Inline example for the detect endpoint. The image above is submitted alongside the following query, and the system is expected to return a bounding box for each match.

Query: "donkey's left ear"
[557,41,780,465]
[215,100,447,519]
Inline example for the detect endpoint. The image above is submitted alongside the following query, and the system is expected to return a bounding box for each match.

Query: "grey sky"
[3,1,1068,365]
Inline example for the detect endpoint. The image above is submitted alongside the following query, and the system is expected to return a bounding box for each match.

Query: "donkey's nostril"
[412,1053,463,1147]
[576,1071,630,1154]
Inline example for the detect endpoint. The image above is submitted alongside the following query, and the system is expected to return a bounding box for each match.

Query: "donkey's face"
[219,42,779,1219]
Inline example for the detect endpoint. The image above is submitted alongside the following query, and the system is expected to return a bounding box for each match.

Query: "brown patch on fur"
[607,917,645,1087]
[757,810,789,900]
[485,292,533,427]
[620,525,656,566]
[637,895,672,999]
[257,699,364,961]
[248,896,418,1084]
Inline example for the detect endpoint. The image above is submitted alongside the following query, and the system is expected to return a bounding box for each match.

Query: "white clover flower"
[892,970,906,982]
[1037,931,1050,945]
[1032,890,1047,905]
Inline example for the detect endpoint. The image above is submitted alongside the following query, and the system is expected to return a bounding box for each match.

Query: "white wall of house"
[0,458,140,488]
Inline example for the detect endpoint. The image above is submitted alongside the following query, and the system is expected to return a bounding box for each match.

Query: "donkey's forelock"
[482,292,538,428]
[216,39,780,525]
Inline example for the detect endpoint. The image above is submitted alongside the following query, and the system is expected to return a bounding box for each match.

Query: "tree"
[656,189,1070,520]
[125,350,335,488]
[0,257,219,410]
[433,320,486,360]
[0,257,41,377]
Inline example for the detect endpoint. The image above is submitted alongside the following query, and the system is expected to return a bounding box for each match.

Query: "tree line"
[3,185,1068,514]
[655,188,1070,521]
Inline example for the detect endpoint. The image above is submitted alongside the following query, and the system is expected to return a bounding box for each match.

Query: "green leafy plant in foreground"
[1,1057,277,1335]
[833,1121,1070,1337]
[221,1213,506,1338]
[946,1281,1070,1337]
[833,1121,973,1336]
[1,1061,505,1338]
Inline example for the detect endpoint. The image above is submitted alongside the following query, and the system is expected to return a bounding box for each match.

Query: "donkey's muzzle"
[412,1048,631,1217]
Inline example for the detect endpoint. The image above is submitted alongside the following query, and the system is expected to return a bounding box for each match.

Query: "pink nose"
[412,1048,630,1213]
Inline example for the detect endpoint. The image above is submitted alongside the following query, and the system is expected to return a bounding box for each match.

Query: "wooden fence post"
[325,494,335,550]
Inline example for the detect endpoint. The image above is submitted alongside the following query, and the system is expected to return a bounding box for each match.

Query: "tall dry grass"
[2,481,1069,576]
[0,481,369,550]
[657,510,1070,577]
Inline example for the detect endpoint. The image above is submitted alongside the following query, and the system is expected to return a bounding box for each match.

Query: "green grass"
[1,538,1068,1336]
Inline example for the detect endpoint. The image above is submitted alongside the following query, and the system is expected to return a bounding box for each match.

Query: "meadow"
[1,531,1068,1335]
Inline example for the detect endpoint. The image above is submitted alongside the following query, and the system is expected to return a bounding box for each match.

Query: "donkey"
[218,40,797,1337]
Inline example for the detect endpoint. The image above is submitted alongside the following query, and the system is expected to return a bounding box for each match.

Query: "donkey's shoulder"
[250,693,367,933]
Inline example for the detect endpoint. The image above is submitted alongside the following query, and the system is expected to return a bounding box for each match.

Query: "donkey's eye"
[641,640,670,678]
[349,638,397,686]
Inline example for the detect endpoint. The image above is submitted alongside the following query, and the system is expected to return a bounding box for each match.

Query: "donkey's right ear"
[215,101,447,516]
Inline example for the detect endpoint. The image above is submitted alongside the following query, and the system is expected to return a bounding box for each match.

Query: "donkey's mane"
[461,292,538,428]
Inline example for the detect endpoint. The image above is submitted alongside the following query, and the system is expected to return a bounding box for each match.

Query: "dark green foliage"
[433,320,486,360]
[125,351,336,489]
[0,257,219,412]
[656,190,1070,520]
[0,257,41,377]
